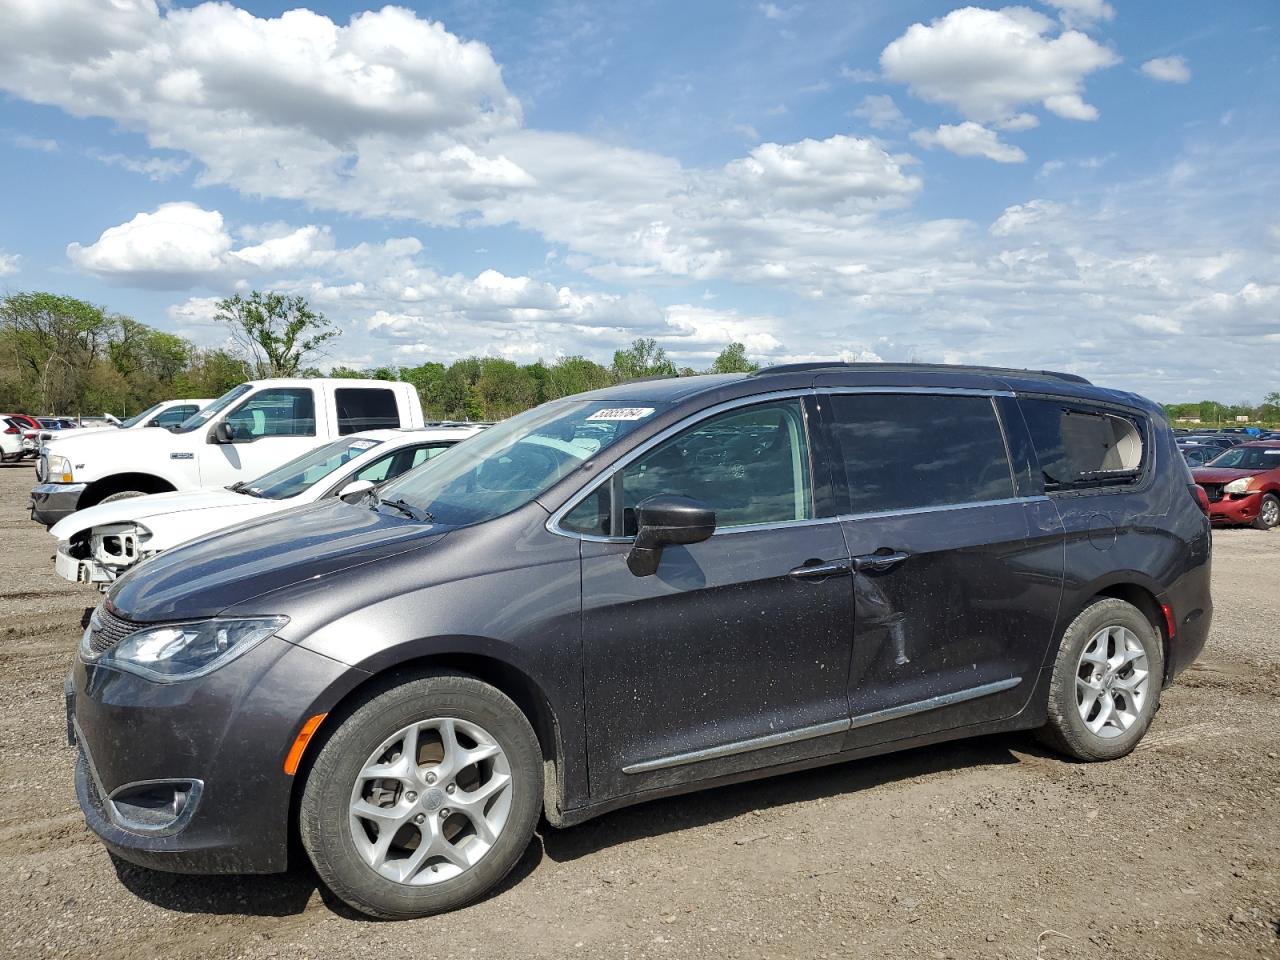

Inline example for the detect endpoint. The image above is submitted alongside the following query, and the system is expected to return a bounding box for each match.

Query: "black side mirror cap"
[627,494,716,577]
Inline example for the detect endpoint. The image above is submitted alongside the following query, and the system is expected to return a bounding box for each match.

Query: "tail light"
[1189,483,1210,516]
[3,425,17,435]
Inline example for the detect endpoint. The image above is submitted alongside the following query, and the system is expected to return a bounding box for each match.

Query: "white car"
[1,417,27,462]
[50,425,483,587]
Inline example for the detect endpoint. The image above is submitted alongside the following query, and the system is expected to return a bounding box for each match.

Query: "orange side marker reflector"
[284,713,328,775]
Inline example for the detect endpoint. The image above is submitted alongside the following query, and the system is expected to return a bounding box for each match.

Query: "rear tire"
[1253,493,1279,530]
[1037,598,1163,761]
[299,674,542,919]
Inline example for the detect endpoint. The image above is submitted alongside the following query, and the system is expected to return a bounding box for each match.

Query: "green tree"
[544,355,614,399]
[215,291,337,378]
[710,341,759,374]
[611,337,676,381]
[0,291,117,413]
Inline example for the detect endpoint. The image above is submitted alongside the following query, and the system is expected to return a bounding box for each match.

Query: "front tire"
[299,674,543,919]
[1037,598,1164,761]
[1253,493,1279,530]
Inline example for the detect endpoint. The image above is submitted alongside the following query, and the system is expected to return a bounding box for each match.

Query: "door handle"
[787,558,852,580]
[852,551,910,573]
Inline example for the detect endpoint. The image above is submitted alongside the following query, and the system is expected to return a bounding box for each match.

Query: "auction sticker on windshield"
[349,440,377,450]
[587,407,655,421]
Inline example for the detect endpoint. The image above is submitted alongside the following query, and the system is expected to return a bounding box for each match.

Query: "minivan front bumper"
[69,634,359,874]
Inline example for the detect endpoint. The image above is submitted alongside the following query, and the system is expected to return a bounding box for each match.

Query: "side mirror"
[338,479,375,502]
[627,495,716,577]
[211,421,234,444]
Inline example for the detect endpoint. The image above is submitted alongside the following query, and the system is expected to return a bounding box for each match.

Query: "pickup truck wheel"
[300,673,542,919]
[99,490,147,504]
[1253,493,1279,530]
[1037,598,1163,762]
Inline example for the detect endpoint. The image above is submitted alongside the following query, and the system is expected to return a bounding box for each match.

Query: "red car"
[1192,441,1280,529]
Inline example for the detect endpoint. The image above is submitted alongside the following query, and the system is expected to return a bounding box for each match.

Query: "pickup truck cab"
[31,378,424,526]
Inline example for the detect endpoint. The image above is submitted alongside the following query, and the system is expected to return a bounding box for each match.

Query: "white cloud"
[880,6,1119,124]
[89,151,191,181]
[1142,56,1191,84]
[0,251,21,276]
[912,122,1028,163]
[852,94,909,131]
[723,135,922,208]
[67,203,234,287]
[10,133,58,152]
[990,199,1067,235]
[1039,0,1114,30]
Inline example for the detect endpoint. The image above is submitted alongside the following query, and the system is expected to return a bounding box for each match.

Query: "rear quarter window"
[1019,398,1147,492]
[336,388,401,435]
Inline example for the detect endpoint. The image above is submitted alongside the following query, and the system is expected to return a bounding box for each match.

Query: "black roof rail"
[751,361,1091,385]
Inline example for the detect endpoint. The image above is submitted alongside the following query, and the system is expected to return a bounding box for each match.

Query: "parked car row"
[3,401,218,462]
[40,364,1215,920]
[1189,440,1280,529]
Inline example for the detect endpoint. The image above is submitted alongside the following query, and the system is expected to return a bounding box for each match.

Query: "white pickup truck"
[30,378,425,526]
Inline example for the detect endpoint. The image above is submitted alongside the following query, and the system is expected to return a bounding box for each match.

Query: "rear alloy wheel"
[300,674,542,919]
[1038,598,1164,761]
[1253,493,1279,531]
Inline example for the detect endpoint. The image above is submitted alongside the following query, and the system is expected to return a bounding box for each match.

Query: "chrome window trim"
[546,388,818,540]
[837,495,1050,522]
[622,676,1022,774]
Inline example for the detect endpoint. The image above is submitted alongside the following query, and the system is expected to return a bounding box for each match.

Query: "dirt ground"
[0,460,1276,960]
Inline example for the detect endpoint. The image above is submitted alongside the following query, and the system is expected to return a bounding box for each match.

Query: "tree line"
[0,290,759,422]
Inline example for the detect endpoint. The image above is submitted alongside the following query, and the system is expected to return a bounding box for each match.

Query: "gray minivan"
[68,363,1212,918]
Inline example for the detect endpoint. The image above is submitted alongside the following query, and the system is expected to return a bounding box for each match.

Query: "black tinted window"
[1019,399,1145,490]
[153,405,197,427]
[623,400,813,532]
[336,388,400,435]
[226,388,316,438]
[829,393,1014,513]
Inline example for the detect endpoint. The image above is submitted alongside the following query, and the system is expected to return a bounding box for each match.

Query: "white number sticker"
[587,407,655,422]
[349,440,377,450]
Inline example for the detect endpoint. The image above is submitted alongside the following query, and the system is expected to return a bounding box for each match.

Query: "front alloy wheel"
[349,717,513,885]
[300,674,542,919]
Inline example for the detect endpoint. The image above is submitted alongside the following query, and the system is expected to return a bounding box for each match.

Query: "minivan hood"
[107,498,447,621]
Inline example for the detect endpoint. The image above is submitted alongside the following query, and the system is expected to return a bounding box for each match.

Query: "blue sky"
[0,0,1276,400]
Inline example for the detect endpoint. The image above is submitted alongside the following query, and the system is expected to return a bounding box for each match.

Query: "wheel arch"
[1060,578,1172,684]
[286,649,567,853]
[81,472,176,508]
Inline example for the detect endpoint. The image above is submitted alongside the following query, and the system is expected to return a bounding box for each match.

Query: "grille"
[89,606,145,655]
[1200,483,1224,503]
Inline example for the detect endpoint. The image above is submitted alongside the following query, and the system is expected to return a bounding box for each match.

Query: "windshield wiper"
[377,496,434,522]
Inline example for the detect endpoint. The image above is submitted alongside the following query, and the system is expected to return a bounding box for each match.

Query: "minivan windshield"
[119,402,165,429]
[1206,446,1280,470]
[375,400,666,526]
[174,384,252,433]
[238,436,386,500]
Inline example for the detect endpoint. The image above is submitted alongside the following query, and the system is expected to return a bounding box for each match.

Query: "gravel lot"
[1,459,1276,960]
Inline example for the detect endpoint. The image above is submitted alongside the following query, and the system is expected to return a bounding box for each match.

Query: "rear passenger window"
[1019,399,1145,491]
[336,388,401,435]
[153,405,196,428]
[828,394,1014,514]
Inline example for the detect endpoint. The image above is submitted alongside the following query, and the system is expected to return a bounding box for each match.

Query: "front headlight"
[82,615,288,682]
[1223,478,1253,494]
[47,454,73,483]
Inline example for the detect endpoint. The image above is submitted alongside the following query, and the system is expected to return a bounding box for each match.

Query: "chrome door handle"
[852,551,910,573]
[787,558,852,580]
